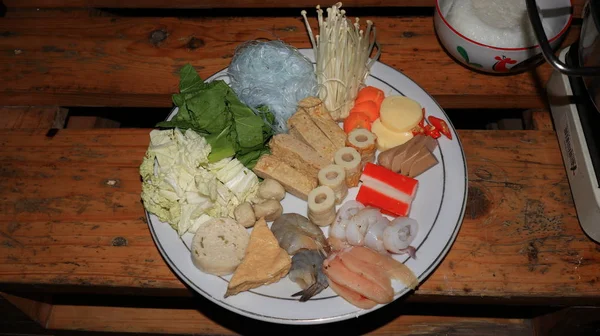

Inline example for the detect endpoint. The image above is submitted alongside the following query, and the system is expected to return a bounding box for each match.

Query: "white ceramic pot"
[434,0,573,74]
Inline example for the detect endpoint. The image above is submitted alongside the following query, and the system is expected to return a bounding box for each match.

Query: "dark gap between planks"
[99,6,435,18]
[64,106,528,130]
[1,291,556,335]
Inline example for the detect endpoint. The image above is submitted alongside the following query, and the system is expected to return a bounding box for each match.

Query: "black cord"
[525,0,600,76]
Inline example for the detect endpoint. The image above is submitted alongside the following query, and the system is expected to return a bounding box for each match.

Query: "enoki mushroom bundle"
[301,2,381,121]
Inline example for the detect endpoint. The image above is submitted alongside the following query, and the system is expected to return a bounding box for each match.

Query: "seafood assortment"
[323,246,418,308]
[328,202,418,257]
[140,2,458,314]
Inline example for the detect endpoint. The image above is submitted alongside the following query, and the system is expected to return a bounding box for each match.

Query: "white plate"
[145,49,468,325]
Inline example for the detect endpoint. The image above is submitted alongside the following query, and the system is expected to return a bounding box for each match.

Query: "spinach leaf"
[186,92,229,133]
[236,147,271,170]
[256,105,275,139]
[178,64,206,94]
[206,125,237,163]
[228,99,264,151]
[159,64,275,169]
[155,118,197,132]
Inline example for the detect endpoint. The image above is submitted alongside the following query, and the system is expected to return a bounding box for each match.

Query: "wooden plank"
[531,110,554,131]
[0,128,598,304]
[0,106,67,129]
[1,0,587,17]
[523,109,555,131]
[46,304,531,335]
[0,17,580,109]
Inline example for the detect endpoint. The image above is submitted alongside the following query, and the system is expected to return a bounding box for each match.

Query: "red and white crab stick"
[356,163,418,217]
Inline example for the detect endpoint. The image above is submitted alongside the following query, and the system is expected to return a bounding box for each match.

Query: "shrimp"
[289,250,328,302]
[271,213,329,255]
[383,217,418,254]
[329,200,364,240]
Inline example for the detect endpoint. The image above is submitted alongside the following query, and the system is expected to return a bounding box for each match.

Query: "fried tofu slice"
[288,109,337,162]
[252,154,317,201]
[224,218,291,298]
[269,134,329,178]
[298,97,347,150]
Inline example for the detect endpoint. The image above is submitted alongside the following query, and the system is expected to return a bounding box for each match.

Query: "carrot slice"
[343,112,371,134]
[355,86,385,107]
[350,100,380,122]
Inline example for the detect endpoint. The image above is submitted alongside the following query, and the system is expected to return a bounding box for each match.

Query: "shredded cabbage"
[140,128,259,235]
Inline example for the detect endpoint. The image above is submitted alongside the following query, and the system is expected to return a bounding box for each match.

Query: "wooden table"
[1,1,599,335]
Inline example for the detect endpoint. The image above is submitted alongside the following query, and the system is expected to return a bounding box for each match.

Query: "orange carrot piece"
[350,100,379,122]
[344,112,371,134]
[355,86,385,107]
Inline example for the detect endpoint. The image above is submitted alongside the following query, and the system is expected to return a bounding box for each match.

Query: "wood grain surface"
[0,107,67,130]
[0,16,580,109]
[0,128,597,304]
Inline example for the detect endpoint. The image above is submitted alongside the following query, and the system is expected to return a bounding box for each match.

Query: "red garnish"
[411,117,427,136]
[427,116,452,139]
[424,125,441,139]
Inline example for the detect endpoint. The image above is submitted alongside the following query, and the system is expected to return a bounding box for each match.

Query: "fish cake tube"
[308,186,336,227]
[334,147,361,188]
[318,164,348,204]
[346,128,377,165]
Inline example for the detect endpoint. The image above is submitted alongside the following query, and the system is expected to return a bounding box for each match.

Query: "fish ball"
[258,178,286,201]
[254,199,283,222]
[234,202,256,228]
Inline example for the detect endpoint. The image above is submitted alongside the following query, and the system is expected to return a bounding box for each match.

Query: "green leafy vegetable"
[140,128,260,236]
[205,125,237,163]
[157,64,274,169]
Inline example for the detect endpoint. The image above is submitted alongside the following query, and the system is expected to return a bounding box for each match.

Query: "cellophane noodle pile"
[228,40,318,134]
